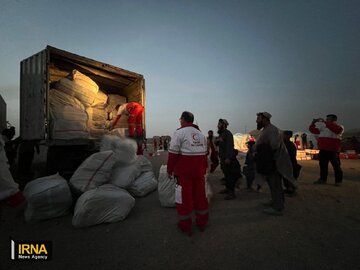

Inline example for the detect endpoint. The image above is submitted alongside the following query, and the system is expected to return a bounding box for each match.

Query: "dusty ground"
[1,150,360,270]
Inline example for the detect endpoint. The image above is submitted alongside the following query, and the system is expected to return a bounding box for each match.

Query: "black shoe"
[334,182,342,187]
[313,179,326,185]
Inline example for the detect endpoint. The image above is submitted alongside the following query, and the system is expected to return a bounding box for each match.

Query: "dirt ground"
[1,150,360,270]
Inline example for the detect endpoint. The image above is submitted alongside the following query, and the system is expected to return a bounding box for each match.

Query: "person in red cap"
[167,111,208,236]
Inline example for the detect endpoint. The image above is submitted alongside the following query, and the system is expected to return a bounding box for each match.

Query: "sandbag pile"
[49,69,128,140]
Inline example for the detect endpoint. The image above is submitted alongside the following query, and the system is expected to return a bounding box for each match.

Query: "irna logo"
[10,238,52,261]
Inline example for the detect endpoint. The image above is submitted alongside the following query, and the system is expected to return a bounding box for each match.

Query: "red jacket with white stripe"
[309,121,344,152]
[167,123,207,178]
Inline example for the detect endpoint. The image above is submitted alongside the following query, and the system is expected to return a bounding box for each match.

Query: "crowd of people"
[0,110,347,237]
[167,111,345,235]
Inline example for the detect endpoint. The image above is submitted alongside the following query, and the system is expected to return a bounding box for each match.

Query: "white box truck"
[20,46,145,177]
[0,94,6,132]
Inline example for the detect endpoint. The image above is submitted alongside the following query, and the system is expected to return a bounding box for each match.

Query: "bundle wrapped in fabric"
[72,184,135,228]
[50,104,88,122]
[110,161,142,189]
[100,135,137,165]
[55,78,97,107]
[49,88,85,111]
[49,64,70,82]
[128,171,157,197]
[69,150,117,194]
[68,69,99,93]
[50,119,89,140]
[86,107,109,138]
[23,174,73,222]
[158,165,175,207]
[86,107,107,122]
[92,89,108,108]
[135,155,153,173]
[107,94,127,112]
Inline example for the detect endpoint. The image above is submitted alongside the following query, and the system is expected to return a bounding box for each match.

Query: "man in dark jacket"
[216,119,239,200]
[283,130,301,196]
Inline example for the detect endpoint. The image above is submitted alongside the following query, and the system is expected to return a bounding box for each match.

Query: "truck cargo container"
[20,46,145,177]
[0,94,6,132]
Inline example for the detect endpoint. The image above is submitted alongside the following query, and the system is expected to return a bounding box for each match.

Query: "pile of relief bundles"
[86,105,109,138]
[69,150,118,195]
[70,135,156,228]
[23,174,73,222]
[103,136,157,197]
[55,70,99,106]
[49,89,89,139]
[50,69,98,139]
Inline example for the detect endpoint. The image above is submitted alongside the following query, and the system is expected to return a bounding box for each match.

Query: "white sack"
[86,107,108,122]
[50,119,88,140]
[50,105,88,122]
[100,135,137,165]
[49,88,85,111]
[135,155,153,173]
[0,137,19,200]
[128,171,157,197]
[205,174,214,203]
[69,150,117,194]
[110,162,142,189]
[69,69,99,93]
[72,184,135,228]
[158,165,175,207]
[92,89,108,107]
[23,174,73,222]
[55,78,97,106]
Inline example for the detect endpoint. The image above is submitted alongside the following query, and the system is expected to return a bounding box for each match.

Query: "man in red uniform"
[111,102,144,154]
[167,111,208,235]
[309,114,344,186]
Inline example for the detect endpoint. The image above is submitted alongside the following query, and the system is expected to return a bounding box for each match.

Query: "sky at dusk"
[0,0,359,137]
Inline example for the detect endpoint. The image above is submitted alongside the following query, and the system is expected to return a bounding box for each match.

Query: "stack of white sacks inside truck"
[23,135,158,228]
[49,69,127,139]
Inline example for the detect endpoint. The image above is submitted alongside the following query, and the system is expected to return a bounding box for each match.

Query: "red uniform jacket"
[309,121,344,152]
